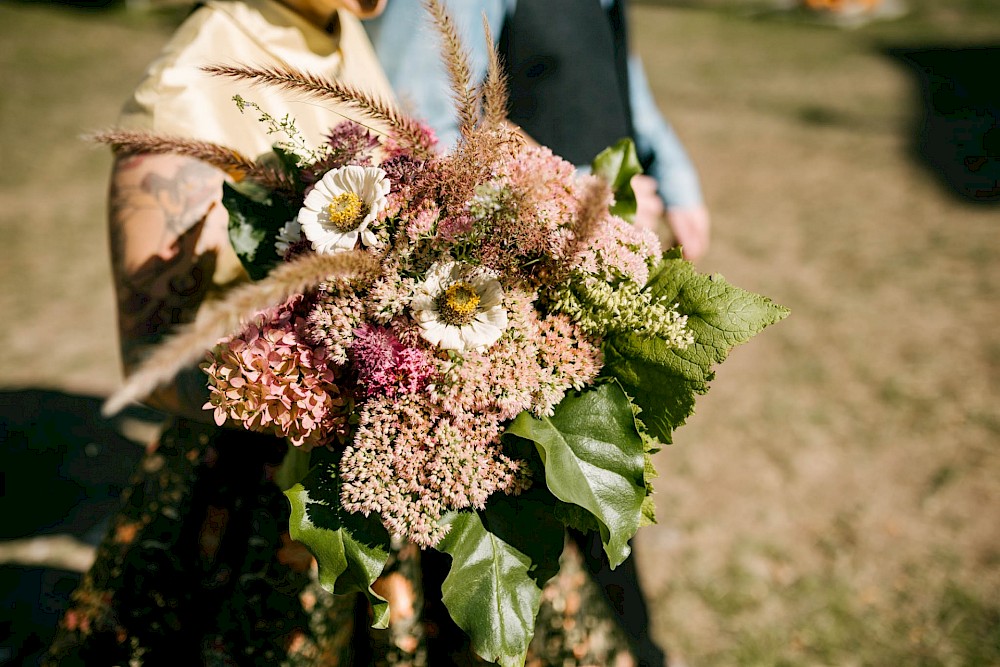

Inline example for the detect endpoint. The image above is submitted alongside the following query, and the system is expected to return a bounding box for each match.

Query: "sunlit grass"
[2,1,998,663]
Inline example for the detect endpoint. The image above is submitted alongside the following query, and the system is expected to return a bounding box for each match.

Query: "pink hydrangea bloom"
[203,297,348,449]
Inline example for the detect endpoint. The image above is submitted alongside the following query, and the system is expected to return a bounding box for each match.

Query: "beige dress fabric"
[119,0,394,157]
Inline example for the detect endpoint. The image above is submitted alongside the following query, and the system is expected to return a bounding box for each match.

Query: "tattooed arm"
[109,153,231,422]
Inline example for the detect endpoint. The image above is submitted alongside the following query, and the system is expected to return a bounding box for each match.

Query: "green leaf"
[603,257,790,443]
[481,489,566,587]
[640,494,657,527]
[503,436,604,536]
[274,443,311,492]
[503,382,645,568]
[284,464,392,628]
[591,138,643,223]
[436,506,555,667]
[271,146,306,183]
[222,180,298,281]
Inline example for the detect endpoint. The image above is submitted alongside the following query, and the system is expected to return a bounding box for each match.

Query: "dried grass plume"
[478,13,509,131]
[423,0,478,138]
[102,251,380,416]
[202,64,433,159]
[90,129,293,191]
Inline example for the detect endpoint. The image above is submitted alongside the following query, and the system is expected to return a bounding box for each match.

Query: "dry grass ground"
[1,1,997,664]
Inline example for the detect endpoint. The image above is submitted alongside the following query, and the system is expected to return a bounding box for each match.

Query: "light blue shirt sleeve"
[628,55,704,209]
[364,0,507,149]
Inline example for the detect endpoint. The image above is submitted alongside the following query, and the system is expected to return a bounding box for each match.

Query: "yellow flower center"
[326,192,365,232]
[438,282,481,325]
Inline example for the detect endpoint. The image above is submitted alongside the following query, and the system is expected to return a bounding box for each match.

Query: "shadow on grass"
[0,388,162,666]
[888,44,1000,204]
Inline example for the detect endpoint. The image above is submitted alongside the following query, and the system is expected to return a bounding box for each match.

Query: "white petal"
[418,320,448,346]
[360,228,381,248]
[476,281,504,309]
[422,266,450,294]
[410,293,437,313]
[411,306,439,324]
[436,325,468,351]
[446,262,466,283]
[462,320,503,350]
[477,305,508,330]
[312,229,358,254]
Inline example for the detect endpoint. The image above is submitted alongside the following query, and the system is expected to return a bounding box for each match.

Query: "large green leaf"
[222,179,298,281]
[603,253,790,443]
[480,489,566,587]
[503,381,645,568]
[436,502,559,667]
[591,138,643,223]
[284,463,392,628]
[503,436,603,536]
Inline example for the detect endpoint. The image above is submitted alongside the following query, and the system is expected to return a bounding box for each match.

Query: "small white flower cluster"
[551,277,694,348]
[468,183,514,222]
[274,219,302,257]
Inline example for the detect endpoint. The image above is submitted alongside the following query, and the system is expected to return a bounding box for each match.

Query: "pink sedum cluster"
[340,395,527,546]
[430,289,602,420]
[496,145,578,236]
[329,288,600,545]
[351,324,435,397]
[203,297,349,449]
[576,214,662,285]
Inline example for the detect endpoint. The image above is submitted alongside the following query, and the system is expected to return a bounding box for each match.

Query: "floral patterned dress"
[44,419,656,667]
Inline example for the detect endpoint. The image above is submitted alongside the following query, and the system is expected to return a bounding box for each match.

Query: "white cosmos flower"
[411,261,508,352]
[297,165,390,254]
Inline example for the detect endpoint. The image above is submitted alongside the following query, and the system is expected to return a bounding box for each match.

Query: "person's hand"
[666,204,710,262]
[630,174,665,234]
[631,174,711,261]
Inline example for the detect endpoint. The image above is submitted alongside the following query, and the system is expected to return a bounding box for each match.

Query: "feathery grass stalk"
[202,64,433,159]
[423,0,477,138]
[89,130,290,190]
[102,251,380,416]
[479,13,509,131]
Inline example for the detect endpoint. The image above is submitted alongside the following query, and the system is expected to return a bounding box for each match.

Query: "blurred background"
[1,0,998,664]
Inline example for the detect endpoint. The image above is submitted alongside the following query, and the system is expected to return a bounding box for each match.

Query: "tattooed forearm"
[141,163,221,240]
[109,153,230,419]
[110,154,225,260]
[116,217,217,365]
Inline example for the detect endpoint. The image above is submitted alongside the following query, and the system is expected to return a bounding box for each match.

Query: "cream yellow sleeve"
[118,1,395,159]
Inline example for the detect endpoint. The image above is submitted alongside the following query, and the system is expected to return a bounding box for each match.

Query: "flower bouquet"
[100,4,787,664]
